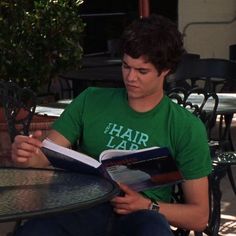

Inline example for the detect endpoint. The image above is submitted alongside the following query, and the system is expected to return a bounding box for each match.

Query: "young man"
[12,15,212,236]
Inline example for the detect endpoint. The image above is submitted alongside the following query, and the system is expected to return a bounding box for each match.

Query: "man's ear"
[160,69,170,78]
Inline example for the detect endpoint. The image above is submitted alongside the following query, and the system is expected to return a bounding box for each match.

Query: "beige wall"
[178,0,236,59]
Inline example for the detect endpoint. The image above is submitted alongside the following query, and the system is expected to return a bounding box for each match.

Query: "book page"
[99,146,159,162]
[42,139,101,168]
[100,147,183,191]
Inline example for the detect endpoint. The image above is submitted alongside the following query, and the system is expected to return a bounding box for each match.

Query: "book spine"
[98,165,113,181]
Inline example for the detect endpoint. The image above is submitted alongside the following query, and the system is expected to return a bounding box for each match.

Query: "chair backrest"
[169,58,236,92]
[165,53,200,91]
[167,87,219,236]
[1,81,37,142]
[167,88,220,236]
[167,87,219,138]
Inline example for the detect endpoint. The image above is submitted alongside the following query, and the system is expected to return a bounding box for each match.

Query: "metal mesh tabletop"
[212,152,236,164]
[0,167,119,222]
[187,93,236,115]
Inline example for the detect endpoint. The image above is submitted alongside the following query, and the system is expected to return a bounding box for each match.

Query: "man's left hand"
[110,183,151,214]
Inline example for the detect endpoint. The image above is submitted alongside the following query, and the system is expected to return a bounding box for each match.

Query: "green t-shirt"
[53,87,212,202]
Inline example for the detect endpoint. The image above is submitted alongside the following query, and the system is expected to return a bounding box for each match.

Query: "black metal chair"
[167,58,236,194]
[47,76,73,99]
[0,80,37,235]
[168,58,236,93]
[167,87,219,138]
[2,81,37,142]
[165,53,200,91]
[167,87,227,236]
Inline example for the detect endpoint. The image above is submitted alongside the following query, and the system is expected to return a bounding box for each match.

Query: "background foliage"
[0,0,85,92]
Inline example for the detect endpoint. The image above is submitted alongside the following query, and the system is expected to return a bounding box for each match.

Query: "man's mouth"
[125,83,138,89]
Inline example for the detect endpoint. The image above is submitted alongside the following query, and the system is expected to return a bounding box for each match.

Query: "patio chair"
[167,87,227,236]
[2,81,37,142]
[169,58,236,93]
[0,81,37,235]
[165,53,200,91]
[167,87,219,137]
[168,58,236,194]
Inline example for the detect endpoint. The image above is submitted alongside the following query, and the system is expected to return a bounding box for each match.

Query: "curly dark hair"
[121,14,185,74]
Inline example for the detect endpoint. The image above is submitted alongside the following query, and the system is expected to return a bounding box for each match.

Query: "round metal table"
[0,167,119,222]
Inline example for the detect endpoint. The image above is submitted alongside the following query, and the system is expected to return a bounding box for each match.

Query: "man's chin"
[127,91,143,100]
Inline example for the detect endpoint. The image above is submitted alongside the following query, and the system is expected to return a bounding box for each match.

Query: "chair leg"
[227,166,236,195]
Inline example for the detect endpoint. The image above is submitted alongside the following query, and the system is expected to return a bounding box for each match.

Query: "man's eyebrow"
[122,60,150,70]
[136,65,151,71]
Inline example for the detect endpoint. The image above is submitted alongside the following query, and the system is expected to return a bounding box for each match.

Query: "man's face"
[122,54,169,100]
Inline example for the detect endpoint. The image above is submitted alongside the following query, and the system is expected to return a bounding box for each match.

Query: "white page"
[42,139,101,168]
[99,146,159,162]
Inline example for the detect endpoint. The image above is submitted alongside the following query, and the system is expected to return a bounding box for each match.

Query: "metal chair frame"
[167,87,219,137]
[0,80,37,235]
[168,58,236,194]
[2,81,37,142]
[167,87,225,236]
[168,58,236,92]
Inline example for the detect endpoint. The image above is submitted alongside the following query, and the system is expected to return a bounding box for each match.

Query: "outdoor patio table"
[36,92,236,120]
[60,65,124,97]
[186,93,236,151]
[81,56,122,68]
[186,93,236,115]
[0,167,119,223]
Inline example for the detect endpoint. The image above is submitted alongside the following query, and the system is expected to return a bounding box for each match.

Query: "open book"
[41,139,183,192]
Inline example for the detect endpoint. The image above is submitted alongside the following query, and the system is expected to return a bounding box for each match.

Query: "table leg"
[220,114,236,194]
[206,164,227,236]
[219,114,234,151]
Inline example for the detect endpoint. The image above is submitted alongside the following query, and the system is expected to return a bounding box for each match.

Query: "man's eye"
[139,69,148,74]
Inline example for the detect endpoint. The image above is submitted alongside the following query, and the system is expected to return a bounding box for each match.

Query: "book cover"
[41,139,183,191]
[41,139,107,177]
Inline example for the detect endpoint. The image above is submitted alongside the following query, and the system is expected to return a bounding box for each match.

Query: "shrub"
[0,0,85,92]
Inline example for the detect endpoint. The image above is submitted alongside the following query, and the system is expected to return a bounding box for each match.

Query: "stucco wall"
[178,0,236,59]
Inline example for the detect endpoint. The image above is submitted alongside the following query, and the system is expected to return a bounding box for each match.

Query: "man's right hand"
[11,130,49,167]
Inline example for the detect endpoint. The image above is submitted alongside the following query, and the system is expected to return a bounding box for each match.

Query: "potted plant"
[0,0,85,164]
[0,0,85,95]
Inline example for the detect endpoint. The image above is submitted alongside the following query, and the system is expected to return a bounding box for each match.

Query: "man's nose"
[126,69,137,81]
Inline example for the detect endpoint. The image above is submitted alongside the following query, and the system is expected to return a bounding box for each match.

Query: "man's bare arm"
[12,129,71,168]
[158,177,209,231]
[111,177,209,232]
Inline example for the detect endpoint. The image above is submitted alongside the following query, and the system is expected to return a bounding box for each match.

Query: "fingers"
[113,207,132,215]
[110,184,135,215]
[30,130,43,139]
[11,130,43,165]
[111,183,135,203]
[12,142,38,161]
[118,182,135,195]
[110,183,151,214]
